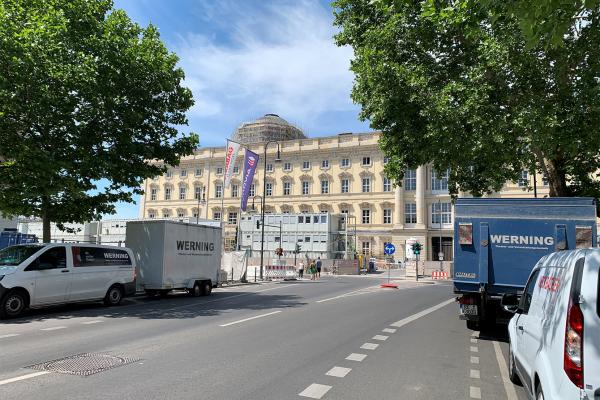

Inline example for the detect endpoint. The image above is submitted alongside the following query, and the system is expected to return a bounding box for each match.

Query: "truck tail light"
[458,296,476,305]
[564,299,584,388]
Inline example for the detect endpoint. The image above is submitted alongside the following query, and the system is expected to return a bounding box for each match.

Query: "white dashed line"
[470,369,480,379]
[470,346,479,353]
[82,320,103,325]
[470,386,482,399]
[0,334,20,339]
[326,366,351,378]
[360,342,379,350]
[470,356,479,364]
[390,298,454,328]
[470,338,478,344]
[471,331,478,337]
[346,353,367,362]
[493,340,519,400]
[382,328,396,333]
[0,371,50,386]
[299,383,332,399]
[372,335,388,341]
[40,326,67,331]
[219,311,282,327]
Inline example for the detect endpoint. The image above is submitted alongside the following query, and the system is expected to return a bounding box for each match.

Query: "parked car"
[503,249,599,399]
[0,243,136,318]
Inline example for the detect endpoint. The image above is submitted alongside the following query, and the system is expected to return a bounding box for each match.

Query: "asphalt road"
[0,275,528,400]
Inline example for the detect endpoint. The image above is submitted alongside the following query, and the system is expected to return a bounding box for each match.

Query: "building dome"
[232,114,306,144]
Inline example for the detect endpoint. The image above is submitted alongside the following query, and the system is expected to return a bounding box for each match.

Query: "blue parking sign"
[384,243,395,255]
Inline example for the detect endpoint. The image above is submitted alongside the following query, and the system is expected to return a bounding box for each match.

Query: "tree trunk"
[42,201,51,243]
[544,158,570,197]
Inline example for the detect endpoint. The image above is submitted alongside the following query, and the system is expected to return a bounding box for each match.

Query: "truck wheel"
[508,343,521,385]
[189,283,202,297]
[145,289,157,297]
[104,285,124,306]
[202,281,212,296]
[466,320,479,330]
[0,290,28,319]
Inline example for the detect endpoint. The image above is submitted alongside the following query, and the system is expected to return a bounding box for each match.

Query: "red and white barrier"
[264,265,297,280]
[431,271,449,280]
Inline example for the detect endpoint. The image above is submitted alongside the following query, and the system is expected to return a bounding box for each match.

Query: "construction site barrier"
[431,271,449,280]
[264,265,297,280]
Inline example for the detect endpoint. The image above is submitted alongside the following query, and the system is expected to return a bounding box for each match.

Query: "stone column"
[416,165,426,228]
[394,184,404,228]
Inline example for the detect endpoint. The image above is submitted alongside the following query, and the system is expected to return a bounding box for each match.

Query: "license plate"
[461,305,478,316]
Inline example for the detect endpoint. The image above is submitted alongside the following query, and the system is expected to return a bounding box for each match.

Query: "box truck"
[126,220,222,297]
[453,197,597,329]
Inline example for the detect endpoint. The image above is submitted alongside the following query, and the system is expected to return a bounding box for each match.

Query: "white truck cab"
[0,243,136,318]
[504,249,600,400]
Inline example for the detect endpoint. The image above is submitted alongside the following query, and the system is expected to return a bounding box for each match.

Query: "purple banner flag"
[240,149,259,211]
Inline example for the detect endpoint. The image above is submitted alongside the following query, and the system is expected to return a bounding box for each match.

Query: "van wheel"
[189,283,202,297]
[508,343,521,385]
[0,290,28,319]
[104,285,124,306]
[202,281,212,296]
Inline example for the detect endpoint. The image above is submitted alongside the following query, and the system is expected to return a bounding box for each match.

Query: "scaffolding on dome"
[232,114,306,144]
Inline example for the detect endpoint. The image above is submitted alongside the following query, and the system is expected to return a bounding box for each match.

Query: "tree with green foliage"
[333,0,600,205]
[0,0,198,242]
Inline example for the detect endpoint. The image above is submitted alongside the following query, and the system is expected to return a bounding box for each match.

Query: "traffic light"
[294,243,302,254]
[412,242,422,255]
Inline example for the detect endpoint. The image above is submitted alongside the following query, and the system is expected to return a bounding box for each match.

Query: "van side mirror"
[501,293,521,314]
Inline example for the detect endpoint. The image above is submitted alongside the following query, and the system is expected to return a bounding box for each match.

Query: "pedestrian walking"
[298,261,304,279]
[309,260,317,280]
[316,257,322,279]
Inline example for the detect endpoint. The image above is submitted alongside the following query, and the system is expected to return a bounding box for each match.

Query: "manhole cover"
[26,353,139,376]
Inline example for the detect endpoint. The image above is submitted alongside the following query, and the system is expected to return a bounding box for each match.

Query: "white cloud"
[175,0,355,126]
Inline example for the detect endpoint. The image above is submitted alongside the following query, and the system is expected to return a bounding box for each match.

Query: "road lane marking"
[390,298,454,328]
[360,342,379,350]
[471,331,478,337]
[470,338,478,344]
[0,334,20,339]
[382,328,396,333]
[299,383,332,399]
[82,320,103,325]
[470,369,480,379]
[326,366,351,378]
[470,386,481,399]
[316,287,380,303]
[470,346,478,353]
[372,335,388,341]
[219,311,282,327]
[0,371,50,386]
[40,326,66,331]
[346,353,367,362]
[470,356,479,364]
[493,340,519,400]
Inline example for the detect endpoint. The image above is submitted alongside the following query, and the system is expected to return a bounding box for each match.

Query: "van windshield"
[0,245,44,266]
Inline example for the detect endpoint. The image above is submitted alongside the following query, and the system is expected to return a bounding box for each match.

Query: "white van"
[0,243,136,319]
[503,248,599,400]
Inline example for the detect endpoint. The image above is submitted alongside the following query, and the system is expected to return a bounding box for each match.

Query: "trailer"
[453,197,597,329]
[126,220,222,297]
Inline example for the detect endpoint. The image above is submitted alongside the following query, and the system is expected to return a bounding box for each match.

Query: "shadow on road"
[475,323,510,343]
[0,290,306,324]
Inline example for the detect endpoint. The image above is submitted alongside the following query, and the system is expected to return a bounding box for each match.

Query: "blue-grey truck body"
[453,197,597,328]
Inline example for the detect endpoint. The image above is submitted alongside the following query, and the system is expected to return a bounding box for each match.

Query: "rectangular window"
[305,236,311,243]
[313,216,319,223]
[179,187,186,200]
[518,170,529,187]
[249,184,256,197]
[231,184,239,198]
[362,241,370,256]
[228,212,238,225]
[193,212,198,219]
[233,165,239,174]
[213,212,221,221]
[405,203,417,224]
[166,170,173,178]
[383,177,392,192]
[341,158,350,167]
[383,209,392,224]
[298,216,304,223]
[150,188,157,201]
[404,169,416,191]
[362,156,371,166]
[320,215,327,223]
[302,161,310,170]
[178,211,185,218]
[266,182,273,196]
[180,169,187,177]
[194,186,202,200]
[266,163,273,172]
[431,169,450,191]
[148,212,156,219]
[321,160,329,168]
[216,167,223,175]
[362,209,370,224]
[362,178,371,193]
[165,188,171,200]
[431,202,452,224]
[283,181,291,196]
[195,167,202,177]
[341,179,349,193]
[321,180,329,194]
[284,162,292,171]
[302,181,310,195]
[215,185,222,198]
[163,210,170,218]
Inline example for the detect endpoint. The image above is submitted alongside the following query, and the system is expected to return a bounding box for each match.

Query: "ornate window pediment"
[338,172,354,180]
[359,170,374,178]
[299,173,313,182]
[318,172,332,181]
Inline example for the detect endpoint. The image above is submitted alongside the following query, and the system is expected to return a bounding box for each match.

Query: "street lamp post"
[259,141,281,280]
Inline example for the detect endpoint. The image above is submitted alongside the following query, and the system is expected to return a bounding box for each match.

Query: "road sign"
[438,252,444,261]
[384,243,396,255]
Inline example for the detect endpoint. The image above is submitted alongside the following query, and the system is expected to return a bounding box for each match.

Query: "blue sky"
[109,0,371,218]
